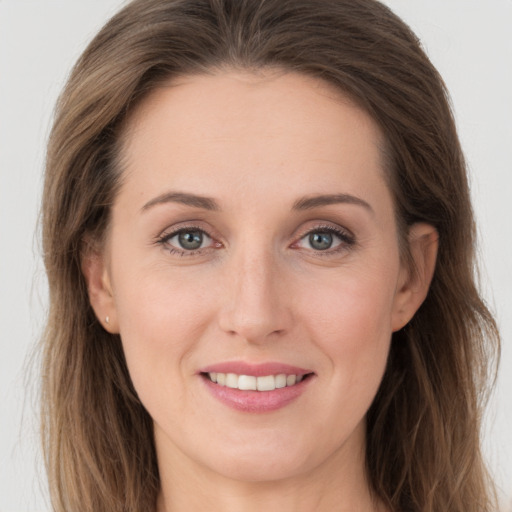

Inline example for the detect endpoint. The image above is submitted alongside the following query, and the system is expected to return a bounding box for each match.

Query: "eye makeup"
[153,220,356,259]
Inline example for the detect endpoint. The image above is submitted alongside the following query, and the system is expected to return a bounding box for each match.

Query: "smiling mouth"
[201,372,314,391]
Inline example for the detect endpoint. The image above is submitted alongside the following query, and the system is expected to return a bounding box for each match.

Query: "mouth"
[199,362,315,412]
[201,371,314,391]
[199,365,315,413]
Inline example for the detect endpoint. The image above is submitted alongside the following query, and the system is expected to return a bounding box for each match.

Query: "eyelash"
[155,224,356,257]
[294,225,356,256]
[155,225,218,257]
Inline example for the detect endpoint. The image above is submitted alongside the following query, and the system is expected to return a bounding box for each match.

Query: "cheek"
[110,264,215,404]
[305,264,396,343]
[301,268,396,405]
[113,256,213,339]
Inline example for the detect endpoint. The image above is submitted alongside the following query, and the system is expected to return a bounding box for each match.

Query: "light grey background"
[1,1,511,511]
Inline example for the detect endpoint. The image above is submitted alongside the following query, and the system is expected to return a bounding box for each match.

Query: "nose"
[217,247,293,344]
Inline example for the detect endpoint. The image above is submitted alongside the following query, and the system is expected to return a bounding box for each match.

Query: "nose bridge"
[218,241,290,341]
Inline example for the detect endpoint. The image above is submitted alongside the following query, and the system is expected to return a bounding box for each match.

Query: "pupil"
[309,232,332,250]
[178,231,203,250]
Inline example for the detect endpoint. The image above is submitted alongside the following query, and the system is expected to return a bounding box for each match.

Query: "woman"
[40,0,500,511]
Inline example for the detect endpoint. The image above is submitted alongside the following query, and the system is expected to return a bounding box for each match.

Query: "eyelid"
[291,222,356,253]
[155,219,219,241]
[166,228,212,248]
[153,220,355,257]
[294,220,355,240]
[155,223,222,255]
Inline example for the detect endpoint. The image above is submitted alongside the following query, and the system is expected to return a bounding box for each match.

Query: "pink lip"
[199,361,314,413]
[199,361,312,377]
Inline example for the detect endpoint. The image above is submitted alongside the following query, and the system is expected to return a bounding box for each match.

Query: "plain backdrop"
[0,1,511,511]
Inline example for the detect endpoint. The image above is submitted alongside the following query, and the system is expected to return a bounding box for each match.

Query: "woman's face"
[89,71,428,483]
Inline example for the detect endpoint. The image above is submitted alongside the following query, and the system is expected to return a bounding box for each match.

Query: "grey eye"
[308,232,333,250]
[177,230,204,250]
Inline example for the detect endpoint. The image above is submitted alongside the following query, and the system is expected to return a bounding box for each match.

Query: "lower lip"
[201,375,312,413]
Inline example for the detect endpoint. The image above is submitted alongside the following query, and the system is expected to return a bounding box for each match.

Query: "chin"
[193,430,333,484]
[207,452,313,483]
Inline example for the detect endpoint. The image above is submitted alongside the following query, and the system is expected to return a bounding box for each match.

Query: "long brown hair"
[41,0,500,510]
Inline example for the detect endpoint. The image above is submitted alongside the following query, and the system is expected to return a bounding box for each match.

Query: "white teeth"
[275,374,287,389]
[257,375,275,391]
[286,374,296,386]
[207,372,307,391]
[238,375,257,390]
[216,373,226,386]
[225,373,238,389]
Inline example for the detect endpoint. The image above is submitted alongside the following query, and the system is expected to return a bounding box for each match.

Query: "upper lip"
[199,361,313,377]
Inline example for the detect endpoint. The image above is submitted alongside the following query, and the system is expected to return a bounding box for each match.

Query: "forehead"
[115,70,390,213]
[121,70,384,157]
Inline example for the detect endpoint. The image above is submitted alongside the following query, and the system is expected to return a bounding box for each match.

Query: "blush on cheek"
[307,274,395,341]
[114,274,211,399]
[304,278,393,395]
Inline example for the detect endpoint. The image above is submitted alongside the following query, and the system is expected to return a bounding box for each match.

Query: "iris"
[309,232,333,250]
[178,230,203,250]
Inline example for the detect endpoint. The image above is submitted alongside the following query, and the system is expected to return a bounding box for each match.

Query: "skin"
[83,70,438,512]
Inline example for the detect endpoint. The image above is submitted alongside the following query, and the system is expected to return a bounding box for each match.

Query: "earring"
[105,316,110,324]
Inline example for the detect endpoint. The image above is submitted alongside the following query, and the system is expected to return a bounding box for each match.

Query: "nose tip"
[217,254,292,343]
[220,309,286,341]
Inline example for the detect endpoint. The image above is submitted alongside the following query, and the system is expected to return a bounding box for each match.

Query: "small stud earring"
[105,316,110,324]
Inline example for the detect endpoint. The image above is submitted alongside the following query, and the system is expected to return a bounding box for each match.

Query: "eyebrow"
[292,194,374,214]
[141,191,220,212]
[141,190,373,215]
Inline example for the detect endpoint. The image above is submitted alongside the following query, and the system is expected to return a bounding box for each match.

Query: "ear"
[81,239,119,333]
[391,223,438,332]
